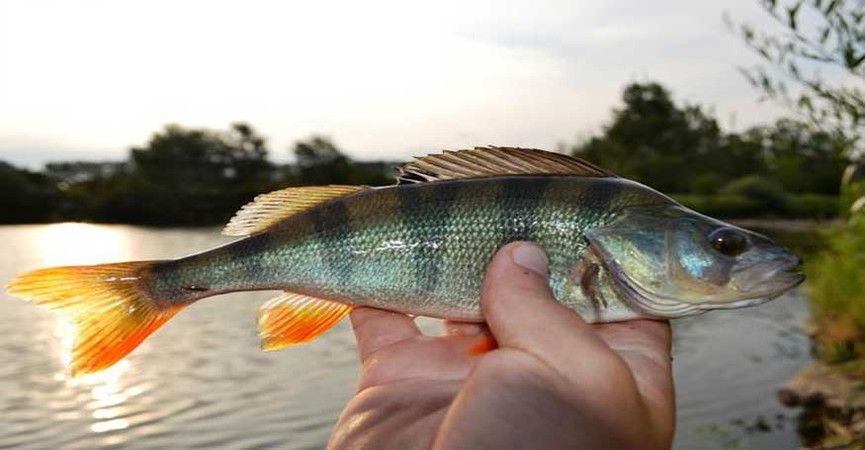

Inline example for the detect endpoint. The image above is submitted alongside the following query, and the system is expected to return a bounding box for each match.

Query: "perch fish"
[6,147,805,375]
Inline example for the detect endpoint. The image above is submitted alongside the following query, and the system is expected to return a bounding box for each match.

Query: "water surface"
[0,224,812,449]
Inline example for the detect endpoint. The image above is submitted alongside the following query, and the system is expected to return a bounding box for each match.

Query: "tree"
[570,81,847,205]
[290,136,396,186]
[572,82,729,193]
[729,0,865,156]
[742,118,849,194]
[44,161,129,186]
[132,122,272,191]
[729,0,865,214]
[292,136,354,185]
[122,123,275,224]
[221,122,272,184]
[0,161,64,223]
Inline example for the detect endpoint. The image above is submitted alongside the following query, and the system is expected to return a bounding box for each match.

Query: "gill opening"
[587,239,702,319]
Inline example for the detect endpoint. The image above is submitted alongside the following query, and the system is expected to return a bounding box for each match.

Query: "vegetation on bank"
[806,187,865,371]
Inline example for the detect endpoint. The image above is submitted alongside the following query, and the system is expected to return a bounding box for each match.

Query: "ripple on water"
[672,291,811,449]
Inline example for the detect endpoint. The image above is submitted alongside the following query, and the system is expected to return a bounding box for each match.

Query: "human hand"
[328,242,675,450]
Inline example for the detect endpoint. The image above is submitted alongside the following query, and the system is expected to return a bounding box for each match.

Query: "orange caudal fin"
[6,261,181,376]
[258,292,353,351]
[468,334,498,356]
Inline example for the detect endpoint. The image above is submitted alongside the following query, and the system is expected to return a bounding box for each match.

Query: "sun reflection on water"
[53,312,137,434]
[33,223,138,435]
[81,360,133,433]
[34,222,131,267]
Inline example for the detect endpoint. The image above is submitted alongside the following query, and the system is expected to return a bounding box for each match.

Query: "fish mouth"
[686,256,804,311]
[673,260,804,311]
[721,255,805,305]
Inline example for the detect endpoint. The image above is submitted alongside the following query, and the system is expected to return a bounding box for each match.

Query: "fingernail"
[511,243,549,277]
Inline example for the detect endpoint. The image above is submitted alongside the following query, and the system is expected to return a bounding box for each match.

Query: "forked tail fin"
[6,261,183,376]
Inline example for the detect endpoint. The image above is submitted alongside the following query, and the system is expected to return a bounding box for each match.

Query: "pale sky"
[0,0,788,168]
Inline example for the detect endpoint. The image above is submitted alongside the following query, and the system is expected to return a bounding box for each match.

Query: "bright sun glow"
[33,223,132,266]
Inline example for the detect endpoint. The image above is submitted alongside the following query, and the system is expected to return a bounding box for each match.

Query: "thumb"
[481,242,607,359]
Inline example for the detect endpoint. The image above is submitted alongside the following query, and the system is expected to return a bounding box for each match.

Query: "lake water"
[0,223,813,449]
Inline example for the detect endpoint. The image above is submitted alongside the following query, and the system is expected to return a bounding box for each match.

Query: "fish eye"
[708,228,748,257]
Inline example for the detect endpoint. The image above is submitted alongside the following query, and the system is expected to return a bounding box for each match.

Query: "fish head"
[586,205,805,317]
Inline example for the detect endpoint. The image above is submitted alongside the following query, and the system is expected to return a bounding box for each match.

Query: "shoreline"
[778,363,865,448]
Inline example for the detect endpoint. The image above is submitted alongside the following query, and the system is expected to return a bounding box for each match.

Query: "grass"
[805,216,865,364]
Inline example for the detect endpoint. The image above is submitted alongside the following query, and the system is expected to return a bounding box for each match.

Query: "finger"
[350,307,421,363]
[480,242,610,367]
[593,320,675,430]
[355,335,481,392]
[593,320,672,364]
[593,320,673,386]
[442,320,487,337]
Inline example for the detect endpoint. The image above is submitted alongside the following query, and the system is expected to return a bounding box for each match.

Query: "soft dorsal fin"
[223,185,367,236]
[397,146,615,184]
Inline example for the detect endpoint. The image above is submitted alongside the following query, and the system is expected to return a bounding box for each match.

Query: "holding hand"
[329,242,676,450]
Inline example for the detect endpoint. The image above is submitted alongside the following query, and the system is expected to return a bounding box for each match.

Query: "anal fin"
[258,292,353,351]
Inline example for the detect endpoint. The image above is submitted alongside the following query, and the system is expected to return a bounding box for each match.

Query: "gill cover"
[586,207,705,317]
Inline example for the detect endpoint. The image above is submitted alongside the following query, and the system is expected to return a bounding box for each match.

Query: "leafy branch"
[727,0,865,157]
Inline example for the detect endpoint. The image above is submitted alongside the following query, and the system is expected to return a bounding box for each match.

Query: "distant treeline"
[0,126,394,225]
[0,82,852,226]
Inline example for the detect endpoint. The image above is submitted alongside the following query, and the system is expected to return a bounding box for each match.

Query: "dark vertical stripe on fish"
[581,178,621,223]
[499,176,552,245]
[309,199,353,286]
[234,232,270,283]
[399,182,458,296]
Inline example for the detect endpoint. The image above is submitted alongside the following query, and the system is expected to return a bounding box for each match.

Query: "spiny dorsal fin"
[258,292,353,351]
[397,146,616,184]
[223,185,367,236]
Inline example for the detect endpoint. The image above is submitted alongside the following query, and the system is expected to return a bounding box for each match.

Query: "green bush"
[689,173,725,195]
[787,194,839,220]
[673,193,838,219]
[806,218,865,364]
[843,187,865,217]
[720,175,789,212]
[674,194,761,218]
